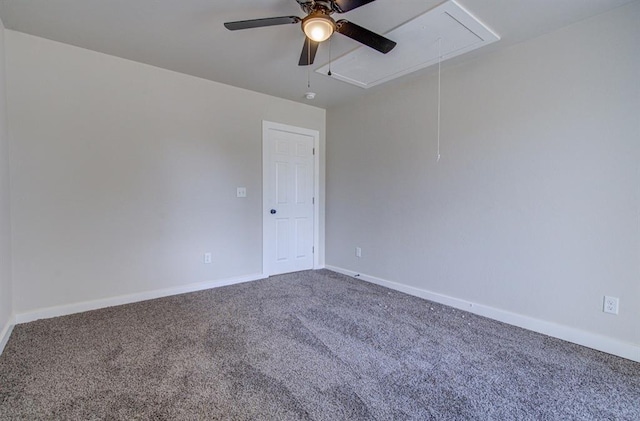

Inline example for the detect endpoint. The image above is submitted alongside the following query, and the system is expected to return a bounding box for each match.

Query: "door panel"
[275,219,289,261]
[275,162,289,204]
[295,164,308,204]
[295,217,309,258]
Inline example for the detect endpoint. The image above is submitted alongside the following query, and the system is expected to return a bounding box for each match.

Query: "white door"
[263,121,317,276]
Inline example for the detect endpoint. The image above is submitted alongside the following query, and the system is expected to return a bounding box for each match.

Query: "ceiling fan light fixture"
[302,14,335,42]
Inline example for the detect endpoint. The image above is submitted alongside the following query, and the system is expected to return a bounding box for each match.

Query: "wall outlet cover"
[603,296,619,315]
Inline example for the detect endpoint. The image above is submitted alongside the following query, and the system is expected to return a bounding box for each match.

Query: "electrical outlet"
[355,247,362,258]
[203,253,212,264]
[603,296,619,315]
[236,187,247,198]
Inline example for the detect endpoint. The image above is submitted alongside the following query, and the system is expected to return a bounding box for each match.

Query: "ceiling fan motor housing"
[297,0,336,15]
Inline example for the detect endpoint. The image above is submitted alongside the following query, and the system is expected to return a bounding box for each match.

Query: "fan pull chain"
[328,37,332,76]
[437,37,442,163]
[307,38,311,88]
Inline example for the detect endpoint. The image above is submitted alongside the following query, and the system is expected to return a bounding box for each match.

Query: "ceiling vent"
[316,0,499,88]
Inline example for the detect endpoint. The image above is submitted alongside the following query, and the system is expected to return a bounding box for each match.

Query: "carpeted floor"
[0,270,638,420]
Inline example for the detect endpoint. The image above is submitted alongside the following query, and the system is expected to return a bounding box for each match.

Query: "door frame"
[262,120,320,276]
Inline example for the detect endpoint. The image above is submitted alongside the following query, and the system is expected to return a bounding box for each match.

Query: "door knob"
[270,209,277,214]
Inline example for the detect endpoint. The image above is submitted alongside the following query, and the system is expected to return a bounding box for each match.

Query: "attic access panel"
[316,0,499,88]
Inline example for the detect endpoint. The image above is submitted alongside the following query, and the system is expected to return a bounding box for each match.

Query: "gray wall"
[6,31,325,314]
[0,19,12,336]
[326,3,639,347]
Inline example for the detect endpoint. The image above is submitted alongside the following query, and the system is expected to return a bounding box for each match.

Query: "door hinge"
[312,246,314,253]
[312,197,315,204]
[313,147,315,155]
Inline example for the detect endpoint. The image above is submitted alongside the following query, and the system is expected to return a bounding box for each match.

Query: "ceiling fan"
[224,0,396,66]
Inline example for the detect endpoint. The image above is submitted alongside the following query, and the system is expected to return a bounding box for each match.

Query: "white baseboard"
[0,318,14,355]
[15,273,266,324]
[326,265,640,363]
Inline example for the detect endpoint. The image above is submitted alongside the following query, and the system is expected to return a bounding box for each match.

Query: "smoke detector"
[304,92,316,100]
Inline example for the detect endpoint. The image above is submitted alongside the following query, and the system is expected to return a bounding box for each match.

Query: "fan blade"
[299,38,320,66]
[333,0,377,13]
[335,20,396,53]
[224,16,300,31]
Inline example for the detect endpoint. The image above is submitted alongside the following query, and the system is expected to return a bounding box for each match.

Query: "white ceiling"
[0,0,635,108]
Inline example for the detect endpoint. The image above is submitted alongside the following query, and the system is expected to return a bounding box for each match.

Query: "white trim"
[326,265,640,363]
[262,121,321,276]
[313,135,320,270]
[15,272,266,324]
[0,318,14,355]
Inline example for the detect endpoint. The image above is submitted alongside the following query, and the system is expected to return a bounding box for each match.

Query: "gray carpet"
[0,270,638,420]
